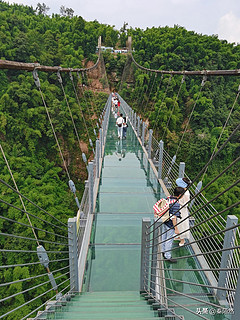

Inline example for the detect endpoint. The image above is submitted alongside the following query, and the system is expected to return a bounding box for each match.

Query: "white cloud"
[217,11,240,43]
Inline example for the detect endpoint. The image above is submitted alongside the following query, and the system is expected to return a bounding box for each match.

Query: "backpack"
[153,197,175,222]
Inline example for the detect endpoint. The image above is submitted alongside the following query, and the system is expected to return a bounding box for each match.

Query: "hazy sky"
[7,0,240,44]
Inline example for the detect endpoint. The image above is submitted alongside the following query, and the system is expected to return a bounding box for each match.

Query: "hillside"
[0,2,239,317]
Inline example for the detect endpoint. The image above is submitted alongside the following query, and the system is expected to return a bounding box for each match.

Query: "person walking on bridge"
[175,177,191,246]
[161,186,184,263]
[116,113,124,139]
[122,116,128,139]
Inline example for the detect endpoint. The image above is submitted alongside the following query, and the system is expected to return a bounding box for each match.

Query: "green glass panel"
[101,166,147,179]
[96,192,158,213]
[103,153,143,167]
[98,177,165,198]
[94,213,153,244]
[88,245,141,291]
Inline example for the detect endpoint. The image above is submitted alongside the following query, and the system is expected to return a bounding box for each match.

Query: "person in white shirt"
[175,177,191,246]
[122,116,128,139]
[116,113,124,139]
[114,98,118,112]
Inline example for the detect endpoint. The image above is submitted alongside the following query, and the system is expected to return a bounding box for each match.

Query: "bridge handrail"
[120,94,240,318]
[0,71,111,320]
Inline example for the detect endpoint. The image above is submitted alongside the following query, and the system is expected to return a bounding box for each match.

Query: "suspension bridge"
[0,36,239,320]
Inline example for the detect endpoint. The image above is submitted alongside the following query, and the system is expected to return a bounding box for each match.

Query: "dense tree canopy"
[116,25,240,218]
[0,1,239,318]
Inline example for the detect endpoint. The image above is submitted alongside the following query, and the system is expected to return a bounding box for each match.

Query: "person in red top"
[161,186,184,263]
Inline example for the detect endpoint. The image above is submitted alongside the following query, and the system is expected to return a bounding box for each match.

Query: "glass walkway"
[52,109,231,319]
[85,111,163,293]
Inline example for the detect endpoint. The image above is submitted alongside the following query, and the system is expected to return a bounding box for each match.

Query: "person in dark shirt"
[161,186,184,263]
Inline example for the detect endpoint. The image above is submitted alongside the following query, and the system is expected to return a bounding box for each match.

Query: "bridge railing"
[120,95,240,319]
[68,94,111,293]
[0,88,111,320]
[0,181,71,320]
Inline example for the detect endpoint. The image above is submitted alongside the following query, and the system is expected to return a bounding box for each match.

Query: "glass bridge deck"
[81,111,229,320]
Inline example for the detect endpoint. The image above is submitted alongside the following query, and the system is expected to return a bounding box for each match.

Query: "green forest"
[117,27,240,217]
[0,1,239,318]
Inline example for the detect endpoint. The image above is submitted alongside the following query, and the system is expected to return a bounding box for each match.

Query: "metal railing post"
[217,215,238,303]
[150,219,160,296]
[140,218,151,292]
[142,122,146,146]
[189,181,202,210]
[148,129,153,159]
[158,140,164,179]
[68,217,79,292]
[96,139,100,178]
[134,112,137,130]
[137,116,140,136]
[130,109,133,124]
[99,128,103,158]
[179,162,185,178]
[232,269,240,320]
[167,154,176,176]
[87,161,94,214]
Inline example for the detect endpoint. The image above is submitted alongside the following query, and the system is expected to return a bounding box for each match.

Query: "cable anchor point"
[32,69,41,89]
[57,70,63,84]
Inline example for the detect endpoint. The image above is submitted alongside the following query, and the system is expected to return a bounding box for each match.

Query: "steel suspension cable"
[153,242,240,266]
[147,277,226,319]
[0,143,40,246]
[1,277,71,320]
[0,233,70,249]
[149,179,240,251]
[99,52,111,93]
[154,200,240,255]
[70,71,94,152]
[150,164,240,243]
[149,162,240,252]
[140,72,155,110]
[0,177,67,227]
[0,271,70,303]
[1,249,68,254]
[146,294,184,320]
[0,265,69,288]
[129,49,240,76]
[33,70,71,180]
[57,70,85,154]
[145,290,208,320]
[201,83,240,181]
[143,72,158,114]
[151,264,239,273]
[148,239,240,271]
[137,70,148,108]
[80,70,97,131]
[175,75,206,156]
[20,280,72,320]
[151,73,164,111]
[0,214,68,239]
[0,195,68,232]
[152,74,173,132]
[119,54,131,92]
[33,70,83,209]
[150,121,240,232]
[162,75,186,140]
